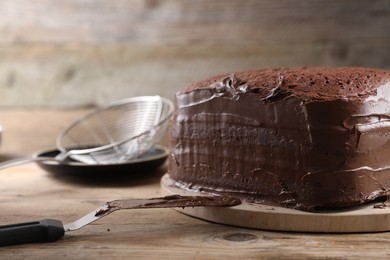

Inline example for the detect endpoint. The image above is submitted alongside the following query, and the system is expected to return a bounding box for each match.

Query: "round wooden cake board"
[161,174,390,233]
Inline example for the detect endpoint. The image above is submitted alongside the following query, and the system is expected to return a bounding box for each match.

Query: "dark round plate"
[33,145,169,178]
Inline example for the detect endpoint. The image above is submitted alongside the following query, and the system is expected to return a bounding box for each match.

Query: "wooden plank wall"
[0,0,389,106]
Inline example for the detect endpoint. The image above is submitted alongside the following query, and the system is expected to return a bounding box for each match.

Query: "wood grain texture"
[0,0,388,44]
[0,0,388,106]
[1,158,390,259]
[1,109,390,259]
[0,43,389,106]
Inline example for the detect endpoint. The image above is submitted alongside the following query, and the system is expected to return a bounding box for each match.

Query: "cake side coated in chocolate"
[168,67,390,210]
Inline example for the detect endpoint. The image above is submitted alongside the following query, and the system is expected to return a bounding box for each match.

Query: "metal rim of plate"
[160,174,390,233]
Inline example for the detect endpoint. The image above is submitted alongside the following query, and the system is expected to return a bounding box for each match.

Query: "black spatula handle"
[0,219,65,246]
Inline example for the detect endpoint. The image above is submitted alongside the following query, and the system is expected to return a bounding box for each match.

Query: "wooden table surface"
[1,109,390,259]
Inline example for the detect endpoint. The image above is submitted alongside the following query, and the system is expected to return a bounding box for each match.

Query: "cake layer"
[168,67,390,210]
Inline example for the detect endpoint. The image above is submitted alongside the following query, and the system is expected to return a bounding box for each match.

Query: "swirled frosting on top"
[169,67,390,210]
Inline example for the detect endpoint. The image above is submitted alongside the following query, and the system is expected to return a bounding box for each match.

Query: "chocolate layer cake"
[168,67,390,210]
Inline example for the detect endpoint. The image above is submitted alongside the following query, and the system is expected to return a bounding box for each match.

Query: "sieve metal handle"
[0,157,60,171]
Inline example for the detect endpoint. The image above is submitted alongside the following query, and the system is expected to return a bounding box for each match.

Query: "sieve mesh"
[56,96,173,164]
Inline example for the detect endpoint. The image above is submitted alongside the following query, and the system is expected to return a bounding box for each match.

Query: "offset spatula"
[0,195,241,247]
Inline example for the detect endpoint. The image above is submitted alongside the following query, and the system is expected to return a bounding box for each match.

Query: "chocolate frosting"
[95,195,241,216]
[168,67,390,210]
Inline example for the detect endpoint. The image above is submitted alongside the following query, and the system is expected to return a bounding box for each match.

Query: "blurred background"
[0,0,389,107]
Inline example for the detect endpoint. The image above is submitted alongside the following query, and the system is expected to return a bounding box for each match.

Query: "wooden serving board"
[161,174,390,233]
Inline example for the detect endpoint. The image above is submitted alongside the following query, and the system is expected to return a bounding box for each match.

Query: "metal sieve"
[0,96,173,169]
[55,96,173,164]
